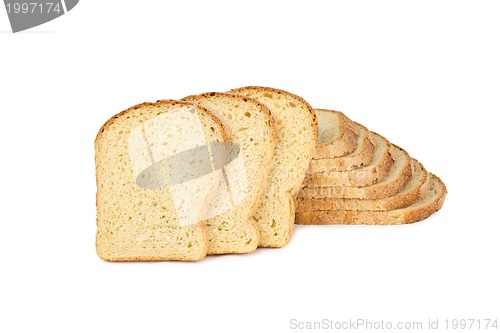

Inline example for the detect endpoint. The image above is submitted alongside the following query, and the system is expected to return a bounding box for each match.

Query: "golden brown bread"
[296,174,446,225]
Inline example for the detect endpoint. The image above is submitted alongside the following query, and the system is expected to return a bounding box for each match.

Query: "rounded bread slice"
[313,109,358,158]
[298,145,413,199]
[295,174,447,225]
[303,132,393,187]
[309,123,375,172]
[297,159,428,211]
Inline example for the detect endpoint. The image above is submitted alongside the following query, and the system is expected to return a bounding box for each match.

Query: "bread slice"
[297,159,428,211]
[95,100,229,261]
[181,92,277,254]
[303,132,393,187]
[295,174,446,225]
[228,86,318,247]
[314,109,358,158]
[298,145,413,199]
[308,123,375,172]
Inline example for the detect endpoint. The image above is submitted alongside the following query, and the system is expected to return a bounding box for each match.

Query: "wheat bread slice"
[309,123,375,172]
[295,173,446,225]
[297,159,428,211]
[298,145,413,199]
[228,86,318,247]
[313,109,358,158]
[181,92,277,254]
[95,100,229,261]
[303,132,393,187]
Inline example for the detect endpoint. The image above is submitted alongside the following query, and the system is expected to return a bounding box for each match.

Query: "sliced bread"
[297,159,428,211]
[303,132,393,187]
[228,86,318,247]
[308,123,375,172]
[313,109,358,158]
[95,100,229,261]
[295,173,446,225]
[181,92,277,254]
[298,145,413,199]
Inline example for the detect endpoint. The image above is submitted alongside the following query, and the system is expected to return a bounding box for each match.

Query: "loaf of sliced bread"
[95,100,229,261]
[181,92,277,254]
[295,174,446,225]
[297,159,428,211]
[303,132,393,187]
[298,145,413,199]
[308,123,375,172]
[228,86,318,247]
[314,109,358,158]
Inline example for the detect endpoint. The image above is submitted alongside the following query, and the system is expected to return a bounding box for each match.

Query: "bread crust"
[299,145,413,199]
[297,159,428,212]
[229,86,319,144]
[303,132,393,187]
[295,174,447,225]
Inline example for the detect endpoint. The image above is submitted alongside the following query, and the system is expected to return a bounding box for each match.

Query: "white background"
[1,1,499,332]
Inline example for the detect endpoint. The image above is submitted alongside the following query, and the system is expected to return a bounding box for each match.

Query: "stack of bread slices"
[296,109,447,225]
[95,88,446,262]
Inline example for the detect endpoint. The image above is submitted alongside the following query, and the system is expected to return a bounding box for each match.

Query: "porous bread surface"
[295,174,446,225]
[181,92,277,254]
[299,145,413,199]
[297,159,428,211]
[309,123,375,172]
[314,109,358,158]
[229,86,318,247]
[95,100,228,261]
[303,132,393,187]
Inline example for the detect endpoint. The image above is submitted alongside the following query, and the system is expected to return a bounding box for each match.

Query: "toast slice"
[95,100,229,261]
[303,132,393,187]
[295,174,446,225]
[314,109,358,158]
[298,145,413,199]
[181,92,277,254]
[229,86,318,247]
[308,123,375,172]
[297,159,428,211]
